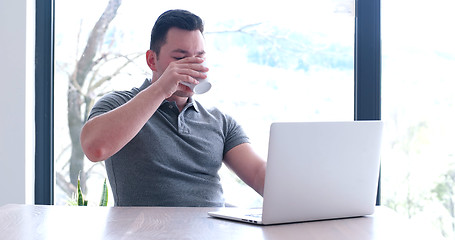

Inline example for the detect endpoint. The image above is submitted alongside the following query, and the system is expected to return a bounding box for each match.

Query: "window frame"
[354,0,382,205]
[34,0,381,205]
[35,0,54,205]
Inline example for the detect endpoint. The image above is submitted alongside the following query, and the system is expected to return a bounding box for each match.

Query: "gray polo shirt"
[87,79,249,207]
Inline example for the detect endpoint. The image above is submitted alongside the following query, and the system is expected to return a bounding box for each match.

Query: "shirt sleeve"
[87,90,137,120]
[222,114,250,156]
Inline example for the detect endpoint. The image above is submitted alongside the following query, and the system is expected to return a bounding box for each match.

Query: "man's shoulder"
[88,87,142,120]
[98,86,141,103]
[193,101,242,131]
[100,79,149,103]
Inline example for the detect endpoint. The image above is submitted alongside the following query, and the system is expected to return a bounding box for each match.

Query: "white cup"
[180,61,211,94]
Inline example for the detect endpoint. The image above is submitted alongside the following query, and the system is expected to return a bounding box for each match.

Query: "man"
[80,9,266,207]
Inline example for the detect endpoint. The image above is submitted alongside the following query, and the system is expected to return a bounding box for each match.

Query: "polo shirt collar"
[142,79,199,113]
[160,97,199,113]
[139,78,152,91]
[187,97,200,112]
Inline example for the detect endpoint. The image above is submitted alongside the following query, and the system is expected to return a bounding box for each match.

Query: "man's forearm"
[253,161,266,196]
[80,85,166,162]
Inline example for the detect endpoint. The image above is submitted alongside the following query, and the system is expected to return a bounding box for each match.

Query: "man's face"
[149,27,206,97]
[154,27,206,76]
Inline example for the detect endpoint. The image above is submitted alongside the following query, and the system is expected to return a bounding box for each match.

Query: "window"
[381,0,455,238]
[52,0,355,207]
[35,0,380,208]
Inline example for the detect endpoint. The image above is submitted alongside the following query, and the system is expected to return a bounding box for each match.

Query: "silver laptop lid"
[262,121,383,225]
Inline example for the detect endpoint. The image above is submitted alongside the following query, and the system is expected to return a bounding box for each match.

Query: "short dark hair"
[150,9,204,56]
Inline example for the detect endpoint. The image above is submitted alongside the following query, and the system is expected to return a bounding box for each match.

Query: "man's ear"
[146,50,158,71]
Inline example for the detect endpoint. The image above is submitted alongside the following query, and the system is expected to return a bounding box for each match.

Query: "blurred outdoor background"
[54,0,454,238]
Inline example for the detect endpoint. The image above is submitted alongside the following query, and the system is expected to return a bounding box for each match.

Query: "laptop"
[208,121,383,225]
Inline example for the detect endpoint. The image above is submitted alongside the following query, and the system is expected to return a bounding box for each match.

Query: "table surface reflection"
[0,204,443,240]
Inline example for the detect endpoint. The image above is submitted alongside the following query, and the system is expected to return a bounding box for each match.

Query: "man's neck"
[166,95,189,112]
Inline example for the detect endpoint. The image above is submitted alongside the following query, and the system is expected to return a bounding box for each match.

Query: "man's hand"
[153,57,208,98]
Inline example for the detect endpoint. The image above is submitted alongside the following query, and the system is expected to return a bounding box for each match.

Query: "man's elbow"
[80,130,108,162]
[82,144,108,162]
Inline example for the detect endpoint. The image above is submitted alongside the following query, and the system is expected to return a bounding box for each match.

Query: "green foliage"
[67,172,108,207]
[77,174,87,206]
[99,178,109,207]
[433,168,455,214]
[431,167,455,238]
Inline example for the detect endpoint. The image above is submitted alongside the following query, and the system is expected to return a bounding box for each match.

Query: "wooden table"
[0,204,443,240]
